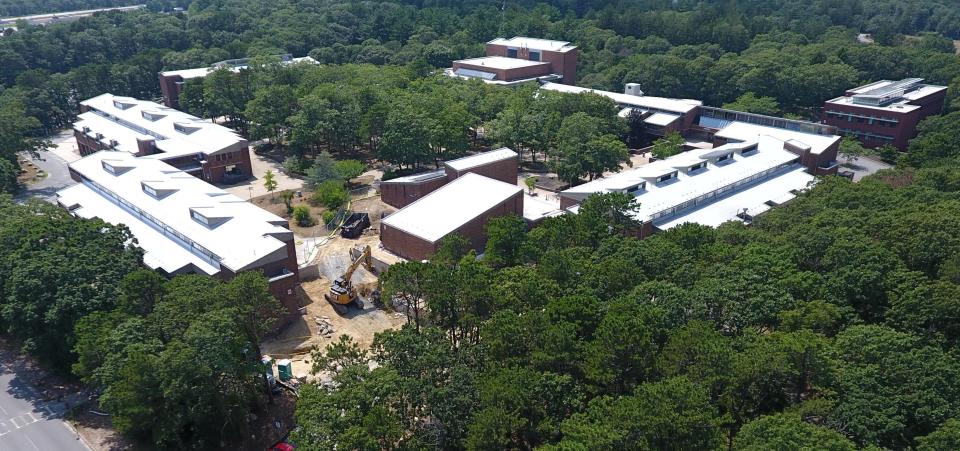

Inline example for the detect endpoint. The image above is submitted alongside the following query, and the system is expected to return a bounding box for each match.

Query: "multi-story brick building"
[822,78,946,150]
[74,93,251,184]
[447,37,578,86]
[56,152,301,327]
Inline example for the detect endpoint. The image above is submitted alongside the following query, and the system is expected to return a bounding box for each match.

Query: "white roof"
[825,84,946,113]
[522,193,563,222]
[160,56,319,79]
[78,93,246,158]
[57,152,292,275]
[382,173,522,243]
[540,82,701,115]
[645,112,681,126]
[654,165,813,229]
[445,148,518,171]
[380,169,446,185]
[488,37,576,52]
[714,121,839,155]
[563,135,807,224]
[455,56,550,70]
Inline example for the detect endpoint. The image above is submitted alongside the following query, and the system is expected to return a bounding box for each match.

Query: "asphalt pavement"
[0,359,89,451]
[18,151,75,203]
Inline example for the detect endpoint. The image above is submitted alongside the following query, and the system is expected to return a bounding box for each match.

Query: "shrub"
[283,156,310,175]
[292,205,313,226]
[335,160,365,181]
[322,209,336,225]
[311,181,350,209]
[305,153,340,189]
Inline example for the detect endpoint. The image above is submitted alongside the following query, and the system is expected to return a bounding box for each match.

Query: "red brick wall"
[75,130,107,156]
[445,156,518,185]
[203,147,252,183]
[453,60,552,82]
[822,89,945,151]
[381,190,523,261]
[217,237,301,330]
[486,43,578,84]
[380,223,438,261]
[159,73,183,109]
[380,175,449,208]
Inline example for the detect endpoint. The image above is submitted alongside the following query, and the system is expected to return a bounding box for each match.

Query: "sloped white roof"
[79,93,247,159]
[562,135,808,224]
[57,152,292,275]
[382,173,522,243]
[715,121,840,155]
[654,165,813,229]
[541,82,701,115]
[445,148,518,171]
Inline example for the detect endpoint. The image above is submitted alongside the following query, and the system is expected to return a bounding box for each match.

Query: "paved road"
[18,151,75,203]
[838,155,892,182]
[0,360,89,451]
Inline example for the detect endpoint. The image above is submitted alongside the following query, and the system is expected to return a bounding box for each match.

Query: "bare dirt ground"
[260,278,406,380]
[251,190,330,236]
[16,156,42,185]
[261,231,406,380]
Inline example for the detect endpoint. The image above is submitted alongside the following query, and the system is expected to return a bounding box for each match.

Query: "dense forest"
[1,0,960,449]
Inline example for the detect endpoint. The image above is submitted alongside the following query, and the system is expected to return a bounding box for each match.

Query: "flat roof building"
[380,148,519,209]
[822,78,946,150]
[57,152,300,325]
[446,36,578,86]
[381,173,523,261]
[159,55,317,108]
[377,148,556,260]
[75,93,251,184]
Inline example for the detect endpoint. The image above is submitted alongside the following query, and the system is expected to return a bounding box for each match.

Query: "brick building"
[380,147,519,209]
[56,152,301,327]
[75,93,251,184]
[159,55,317,109]
[447,37,578,86]
[381,173,523,261]
[822,78,947,150]
[540,82,840,174]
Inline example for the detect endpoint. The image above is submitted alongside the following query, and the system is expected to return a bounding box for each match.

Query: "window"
[529,51,540,61]
[142,183,158,198]
[507,48,518,58]
[718,153,732,162]
[191,209,209,225]
[657,171,677,183]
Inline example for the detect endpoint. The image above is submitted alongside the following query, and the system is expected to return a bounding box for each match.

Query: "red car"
[269,442,294,451]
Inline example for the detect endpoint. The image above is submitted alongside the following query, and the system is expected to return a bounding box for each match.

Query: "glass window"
[529,51,540,61]
[507,48,518,58]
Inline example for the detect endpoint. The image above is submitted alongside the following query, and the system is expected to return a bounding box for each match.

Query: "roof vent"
[625,83,644,97]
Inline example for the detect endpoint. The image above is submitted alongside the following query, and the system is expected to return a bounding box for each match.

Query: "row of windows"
[92,110,167,140]
[505,48,541,61]
[648,161,796,222]
[701,107,836,135]
[214,152,236,162]
[79,176,222,265]
[824,110,899,127]
[838,128,895,142]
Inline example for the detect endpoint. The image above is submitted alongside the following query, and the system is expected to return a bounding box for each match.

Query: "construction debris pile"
[314,316,335,338]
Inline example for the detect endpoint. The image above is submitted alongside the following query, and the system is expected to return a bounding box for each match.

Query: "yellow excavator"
[325,245,374,315]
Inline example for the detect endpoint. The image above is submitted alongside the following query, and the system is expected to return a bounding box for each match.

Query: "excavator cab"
[324,245,374,315]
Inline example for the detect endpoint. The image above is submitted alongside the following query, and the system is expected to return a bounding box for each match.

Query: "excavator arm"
[340,245,372,286]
